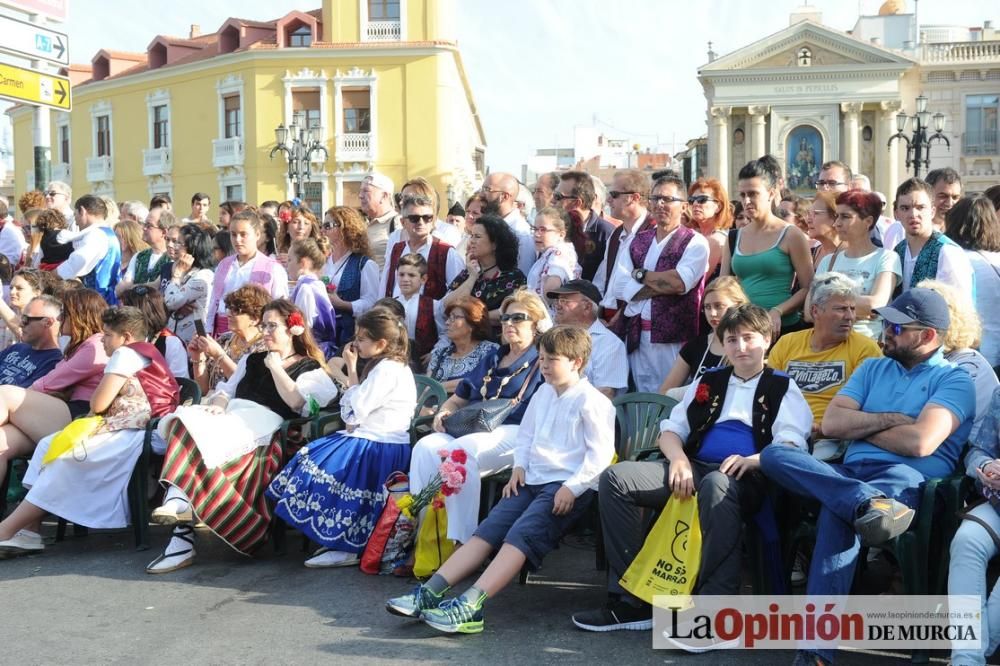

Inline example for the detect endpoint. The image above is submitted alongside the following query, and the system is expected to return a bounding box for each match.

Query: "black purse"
[444,362,538,438]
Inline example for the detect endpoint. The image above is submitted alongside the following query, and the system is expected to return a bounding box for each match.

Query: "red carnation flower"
[695,383,711,404]
[287,312,306,329]
[442,484,456,497]
[450,449,468,465]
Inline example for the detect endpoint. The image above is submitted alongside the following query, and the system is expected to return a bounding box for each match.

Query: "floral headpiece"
[287,311,306,336]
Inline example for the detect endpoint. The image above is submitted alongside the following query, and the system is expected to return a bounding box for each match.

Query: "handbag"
[413,497,456,579]
[619,494,702,605]
[360,472,417,575]
[443,361,538,438]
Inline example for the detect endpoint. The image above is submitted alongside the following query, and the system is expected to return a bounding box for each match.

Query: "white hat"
[364,172,394,195]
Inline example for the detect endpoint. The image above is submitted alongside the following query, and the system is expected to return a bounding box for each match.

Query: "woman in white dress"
[526,207,581,312]
[0,306,179,558]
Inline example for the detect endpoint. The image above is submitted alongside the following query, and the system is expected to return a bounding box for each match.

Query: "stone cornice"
[701,66,908,85]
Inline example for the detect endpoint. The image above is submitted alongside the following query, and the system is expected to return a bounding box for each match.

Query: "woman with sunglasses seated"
[321,206,380,349]
[409,290,548,547]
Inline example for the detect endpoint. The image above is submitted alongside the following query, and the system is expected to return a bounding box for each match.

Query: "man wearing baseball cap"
[360,173,400,270]
[547,279,627,399]
[760,287,974,666]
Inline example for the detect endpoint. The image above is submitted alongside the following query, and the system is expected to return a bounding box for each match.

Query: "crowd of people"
[0,159,999,665]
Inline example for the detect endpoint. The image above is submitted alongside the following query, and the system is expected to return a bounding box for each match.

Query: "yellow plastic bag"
[619,494,702,605]
[413,499,456,579]
[42,416,103,465]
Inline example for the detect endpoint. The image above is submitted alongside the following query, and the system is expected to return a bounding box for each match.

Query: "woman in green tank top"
[721,158,814,335]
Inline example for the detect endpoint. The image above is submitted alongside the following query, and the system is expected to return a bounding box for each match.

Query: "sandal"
[151,500,193,526]
[146,525,195,574]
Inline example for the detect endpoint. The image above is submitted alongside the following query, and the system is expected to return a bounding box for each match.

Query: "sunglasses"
[883,322,928,336]
[551,193,578,202]
[499,312,531,324]
[404,214,435,225]
[321,221,342,230]
[688,195,717,205]
[608,190,637,200]
[44,191,62,197]
[20,315,48,326]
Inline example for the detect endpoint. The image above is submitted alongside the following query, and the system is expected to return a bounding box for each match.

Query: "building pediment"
[700,20,915,75]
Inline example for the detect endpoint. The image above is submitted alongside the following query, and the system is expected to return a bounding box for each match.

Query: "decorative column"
[877,100,902,199]
[710,106,732,192]
[841,102,863,175]
[747,105,770,161]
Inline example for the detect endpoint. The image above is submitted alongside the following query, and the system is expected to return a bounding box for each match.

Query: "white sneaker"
[304,549,360,569]
[0,530,44,558]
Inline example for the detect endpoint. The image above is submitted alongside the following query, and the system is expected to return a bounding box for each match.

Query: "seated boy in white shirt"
[393,253,446,365]
[385,325,615,634]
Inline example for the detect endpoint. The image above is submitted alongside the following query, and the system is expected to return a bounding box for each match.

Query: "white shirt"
[339,359,416,444]
[323,253,380,317]
[384,219,464,264]
[597,216,649,309]
[504,209,538,277]
[660,371,812,451]
[526,243,578,299]
[584,319,628,393]
[0,221,28,265]
[900,238,974,296]
[395,291,446,344]
[56,223,112,280]
[512,378,615,496]
[882,220,904,252]
[163,267,214,343]
[161,335,190,379]
[123,251,165,283]
[106,345,151,377]
[377,237,465,298]
[968,249,1000,367]
[622,227,710,319]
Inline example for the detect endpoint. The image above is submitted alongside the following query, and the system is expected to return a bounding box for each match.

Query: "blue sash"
[82,226,122,305]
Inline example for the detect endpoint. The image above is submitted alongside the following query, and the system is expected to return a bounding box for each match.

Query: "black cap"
[874,287,950,330]
[448,202,465,217]
[546,279,601,306]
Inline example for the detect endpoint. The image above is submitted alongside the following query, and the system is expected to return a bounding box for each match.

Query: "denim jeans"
[949,502,1000,665]
[759,444,926,663]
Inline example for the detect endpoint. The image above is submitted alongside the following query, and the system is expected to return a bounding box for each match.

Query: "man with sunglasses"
[554,171,616,283]
[479,172,536,277]
[379,194,464,300]
[761,287,974,666]
[0,296,63,388]
[43,181,76,232]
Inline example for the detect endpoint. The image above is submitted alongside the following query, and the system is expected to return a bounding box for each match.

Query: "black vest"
[682,366,791,459]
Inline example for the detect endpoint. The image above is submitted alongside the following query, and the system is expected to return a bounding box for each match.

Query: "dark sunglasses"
[20,315,48,326]
[883,322,928,336]
[608,190,637,200]
[321,221,342,230]
[551,193,578,202]
[499,312,531,324]
[688,195,718,205]
[404,214,435,225]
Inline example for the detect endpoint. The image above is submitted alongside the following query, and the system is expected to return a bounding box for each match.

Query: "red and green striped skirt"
[160,419,282,555]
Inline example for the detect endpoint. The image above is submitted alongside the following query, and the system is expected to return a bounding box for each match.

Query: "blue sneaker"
[386,584,444,618]
[421,596,485,634]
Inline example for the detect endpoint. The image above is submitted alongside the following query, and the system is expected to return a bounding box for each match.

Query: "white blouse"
[339,359,417,444]
[214,353,339,418]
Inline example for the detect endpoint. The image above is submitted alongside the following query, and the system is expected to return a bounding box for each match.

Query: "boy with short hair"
[394,253,446,362]
[385,325,615,633]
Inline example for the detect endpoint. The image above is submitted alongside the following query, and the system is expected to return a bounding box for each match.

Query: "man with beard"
[760,287,974,666]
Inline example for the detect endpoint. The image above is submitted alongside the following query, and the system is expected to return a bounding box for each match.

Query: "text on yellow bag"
[619,494,702,605]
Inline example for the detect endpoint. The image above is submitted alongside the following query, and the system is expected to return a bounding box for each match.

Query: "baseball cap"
[874,287,950,330]
[363,172,394,195]
[546,279,601,306]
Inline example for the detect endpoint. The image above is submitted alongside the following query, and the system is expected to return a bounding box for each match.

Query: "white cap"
[364,172,394,195]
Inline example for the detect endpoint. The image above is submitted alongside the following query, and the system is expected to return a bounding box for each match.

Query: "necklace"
[478,263,498,278]
[479,359,531,400]
[733,368,764,383]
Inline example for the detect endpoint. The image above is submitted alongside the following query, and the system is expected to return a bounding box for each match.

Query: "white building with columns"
[699,2,1000,198]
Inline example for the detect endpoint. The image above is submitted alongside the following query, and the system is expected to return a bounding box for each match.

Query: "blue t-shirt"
[0,343,63,388]
[841,350,974,478]
[455,345,542,425]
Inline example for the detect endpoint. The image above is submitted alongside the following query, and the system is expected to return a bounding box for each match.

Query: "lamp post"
[887,95,949,178]
[269,122,329,200]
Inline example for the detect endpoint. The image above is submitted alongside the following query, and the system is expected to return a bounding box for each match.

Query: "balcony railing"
[142,147,172,176]
[212,136,244,168]
[365,20,401,41]
[51,163,70,183]
[86,155,113,182]
[963,129,999,156]
[336,133,373,161]
[921,40,1000,64]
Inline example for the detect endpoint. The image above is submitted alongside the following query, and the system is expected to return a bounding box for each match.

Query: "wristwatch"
[631,268,647,283]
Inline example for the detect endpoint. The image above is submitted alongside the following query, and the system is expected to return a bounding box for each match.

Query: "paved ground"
[0,521,945,665]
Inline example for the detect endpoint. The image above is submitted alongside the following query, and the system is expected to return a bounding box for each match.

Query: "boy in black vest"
[572,303,812,633]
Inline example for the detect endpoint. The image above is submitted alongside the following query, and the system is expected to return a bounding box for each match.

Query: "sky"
[5,0,999,176]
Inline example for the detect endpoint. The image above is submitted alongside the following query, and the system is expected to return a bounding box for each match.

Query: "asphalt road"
[0,521,937,665]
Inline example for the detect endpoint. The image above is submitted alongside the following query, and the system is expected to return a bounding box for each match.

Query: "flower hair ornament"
[287,311,306,336]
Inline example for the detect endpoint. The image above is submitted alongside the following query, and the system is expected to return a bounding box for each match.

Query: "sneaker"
[304,549,360,569]
[854,497,914,547]
[572,600,653,632]
[420,596,485,634]
[662,611,740,653]
[0,529,44,559]
[386,584,444,618]
[790,551,808,585]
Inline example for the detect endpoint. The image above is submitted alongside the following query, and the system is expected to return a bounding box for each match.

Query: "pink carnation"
[437,449,450,459]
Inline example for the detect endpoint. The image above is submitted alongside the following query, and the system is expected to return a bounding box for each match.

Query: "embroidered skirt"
[159,420,282,555]
[266,432,411,553]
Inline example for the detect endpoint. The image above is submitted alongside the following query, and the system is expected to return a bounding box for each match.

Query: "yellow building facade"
[8,0,486,215]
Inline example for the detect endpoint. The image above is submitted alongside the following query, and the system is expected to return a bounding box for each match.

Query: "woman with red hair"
[686,178,732,281]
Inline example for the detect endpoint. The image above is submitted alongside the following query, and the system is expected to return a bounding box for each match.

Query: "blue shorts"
[473,481,593,569]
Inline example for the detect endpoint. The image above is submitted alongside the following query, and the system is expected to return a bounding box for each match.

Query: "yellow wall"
[323,0,437,44]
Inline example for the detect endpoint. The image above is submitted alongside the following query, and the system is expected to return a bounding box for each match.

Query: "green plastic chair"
[410,375,447,444]
[612,392,678,461]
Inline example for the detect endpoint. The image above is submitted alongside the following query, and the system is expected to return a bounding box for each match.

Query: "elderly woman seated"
[425,296,499,393]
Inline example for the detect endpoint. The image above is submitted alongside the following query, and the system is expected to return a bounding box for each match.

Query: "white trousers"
[409,424,519,543]
[628,331,681,394]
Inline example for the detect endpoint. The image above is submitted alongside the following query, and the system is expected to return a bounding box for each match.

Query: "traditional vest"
[133,248,168,285]
[334,253,369,348]
[626,225,703,349]
[412,295,438,360]
[385,238,452,300]
[83,226,122,305]
[682,367,791,459]
[894,231,945,293]
[206,253,282,333]
[126,341,180,418]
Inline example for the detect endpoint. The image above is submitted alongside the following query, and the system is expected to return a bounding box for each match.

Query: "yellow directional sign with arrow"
[0,61,71,110]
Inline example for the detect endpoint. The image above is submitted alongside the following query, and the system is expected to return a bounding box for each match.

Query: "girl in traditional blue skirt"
[268,307,417,568]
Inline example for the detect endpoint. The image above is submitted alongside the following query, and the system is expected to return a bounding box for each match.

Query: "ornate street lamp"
[887,95,949,178]
[270,122,328,200]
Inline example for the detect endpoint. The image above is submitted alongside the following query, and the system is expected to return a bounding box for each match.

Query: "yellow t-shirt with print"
[767,329,883,427]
